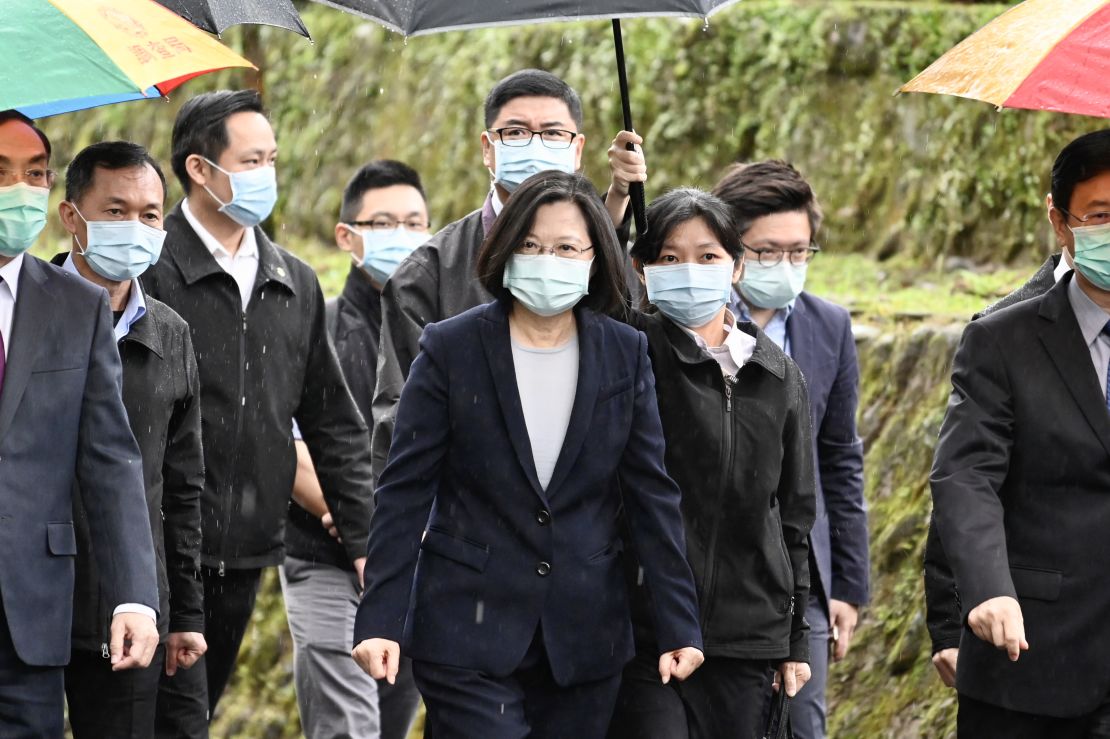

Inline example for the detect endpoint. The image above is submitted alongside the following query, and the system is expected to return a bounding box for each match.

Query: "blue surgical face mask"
[72,206,166,282]
[0,182,49,257]
[203,158,277,227]
[1071,222,1110,291]
[738,260,807,310]
[492,139,577,194]
[346,224,431,285]
[644,263,735,329]
[503,254,592,317]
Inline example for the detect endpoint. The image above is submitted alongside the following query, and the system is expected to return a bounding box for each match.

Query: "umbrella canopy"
[155,0,310,37]
[312,0,743,233]
[2,0,255,118]
[901,0,1110,118]
[311,0,741,36]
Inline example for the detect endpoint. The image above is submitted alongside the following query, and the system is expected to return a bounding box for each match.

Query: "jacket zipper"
[699,374,737,630]
[219,309,248,577]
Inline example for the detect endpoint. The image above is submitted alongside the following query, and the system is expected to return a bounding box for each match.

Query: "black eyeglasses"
[347,217,429,232]
[1056,206,1110,227]
[741,240,821,267]
[488,127,579,150]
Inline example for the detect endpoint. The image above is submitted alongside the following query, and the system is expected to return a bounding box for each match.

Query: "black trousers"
[155,566,261,736]
[66,646,166,739]
[379,656,421,739]
[959,693,1110,739]
[608,650,774,739]
[413,633,622,739]
[0,604,64,739]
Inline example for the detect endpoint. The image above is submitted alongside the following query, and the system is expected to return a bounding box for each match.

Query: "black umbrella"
[156,0,310,37]
[311,0,743,234]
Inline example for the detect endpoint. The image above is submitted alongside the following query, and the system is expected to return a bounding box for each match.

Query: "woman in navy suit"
[352,171,704,738]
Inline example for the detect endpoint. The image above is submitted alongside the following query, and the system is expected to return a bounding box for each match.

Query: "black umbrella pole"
[613,19,648,236]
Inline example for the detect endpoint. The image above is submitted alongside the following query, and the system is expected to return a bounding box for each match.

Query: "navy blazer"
[787,292,869,608]
[354,300,702,686]
[0,255,158,666]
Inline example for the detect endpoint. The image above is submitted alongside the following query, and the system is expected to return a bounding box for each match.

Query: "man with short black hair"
[56,140,206,739]
[714,160,870,739]
[0,111,159,736]
[142,90,375,729]
[282,159,429,739]
[372,68,647,480]
[932,128,1110,736]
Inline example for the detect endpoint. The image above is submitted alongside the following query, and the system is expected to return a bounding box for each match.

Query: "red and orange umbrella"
[901,0,1110,118]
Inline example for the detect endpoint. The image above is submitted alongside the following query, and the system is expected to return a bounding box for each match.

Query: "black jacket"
[923,254,1061,654]
[143,203,374,570]
[52,255,205,652]
[931,274,1110,717]
[626,312,816,662]
[286,265,380,569]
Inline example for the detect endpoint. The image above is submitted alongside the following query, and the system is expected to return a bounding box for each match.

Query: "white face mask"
[491,139,577,193]
[344,224,430,285]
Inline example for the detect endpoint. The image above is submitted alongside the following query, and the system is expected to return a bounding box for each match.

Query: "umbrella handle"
[613,19,648,237]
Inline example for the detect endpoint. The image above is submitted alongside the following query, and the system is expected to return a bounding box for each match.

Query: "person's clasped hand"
[109,612,160,672]
[968,595,1028,661]
[353,638,401,684]
[772,661,812,697]
[658,646,704,684]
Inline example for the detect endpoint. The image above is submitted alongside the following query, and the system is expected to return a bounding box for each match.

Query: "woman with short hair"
[352,171,704,739]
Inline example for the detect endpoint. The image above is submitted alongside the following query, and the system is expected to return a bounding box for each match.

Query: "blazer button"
[536,561,551,577]
[536,509,551,526]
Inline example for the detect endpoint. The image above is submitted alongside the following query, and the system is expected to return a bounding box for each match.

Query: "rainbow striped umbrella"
[901,0,1110,118]
[1,0,255,118]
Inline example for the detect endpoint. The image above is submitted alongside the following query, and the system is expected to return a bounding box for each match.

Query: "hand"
[932,647,958,688]
[606,130,646,199]
[772,661,812,697]
[321,511,341,540]
[109,612,160,671]
[968,596,1028,661]
[165,631,207,676]
[657,646,704,684]
[353,557,366,590]
[828,599,859,661]
[352,638,401,683]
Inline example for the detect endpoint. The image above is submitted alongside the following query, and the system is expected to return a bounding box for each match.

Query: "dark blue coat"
[0,255,158,666]
[787,292,869,608]
[354,300,702,686]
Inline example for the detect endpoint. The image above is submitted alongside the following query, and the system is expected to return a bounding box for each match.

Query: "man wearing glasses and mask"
[714,160,870,739]
[370,68,646,484]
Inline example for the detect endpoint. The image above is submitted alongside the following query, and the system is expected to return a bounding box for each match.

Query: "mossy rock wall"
[33,1,1093,266]
[209,318,965,738]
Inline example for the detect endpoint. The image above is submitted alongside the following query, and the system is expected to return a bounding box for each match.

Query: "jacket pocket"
[586,539,624,564]
[599,376,633,402]
[422,527,490,572]
[1010,565,1062,602]
[47,522,77,556]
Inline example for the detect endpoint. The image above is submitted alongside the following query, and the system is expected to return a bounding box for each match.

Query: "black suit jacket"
[0,255,157,666]
[924,255,1061,652]
[355,301,702,686]
[788,292,869,609]
[930,272,1110,716]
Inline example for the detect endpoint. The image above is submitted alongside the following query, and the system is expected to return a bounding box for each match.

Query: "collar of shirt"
[1068,275,1110,347]
[734,294,794,353]
[0,252,23,302]
[62,253,146,340]
[491,186,504,216]
[679,309,757,375]
[181,197,259,263]
[1054,253,1073,283]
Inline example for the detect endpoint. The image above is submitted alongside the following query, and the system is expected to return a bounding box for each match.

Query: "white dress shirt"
[679,309,757,377]
[0,253,23,360]
[181,198,259,310]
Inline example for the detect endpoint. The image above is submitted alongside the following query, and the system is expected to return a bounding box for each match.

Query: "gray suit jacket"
[0,255,157,666]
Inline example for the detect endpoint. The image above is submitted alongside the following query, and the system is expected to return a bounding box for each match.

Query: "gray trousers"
[790,595,829,739]
[280,557,381,739]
